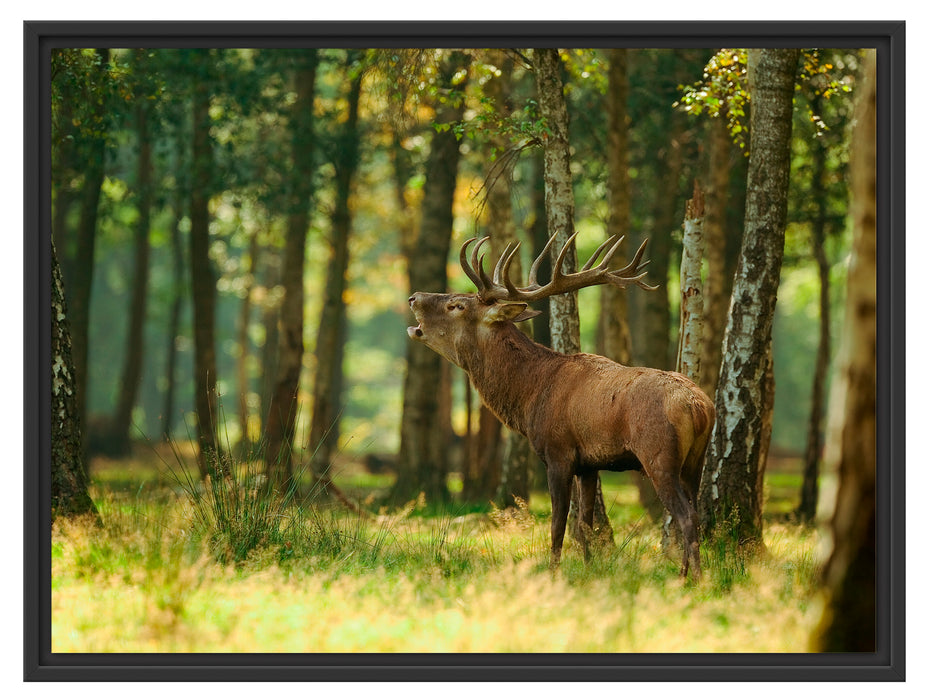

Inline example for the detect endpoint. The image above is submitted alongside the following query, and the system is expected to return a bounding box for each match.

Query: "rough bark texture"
[813,49,876,653]
[531,48,580,356]
[308,57,362,482]
[676,183,705,382]
[597,48,634,367]
[393,51,469,505]
[52,243,98,521]
[109,100,153,455]
[532,48,613,548]
[662,183,706,555]
[265,55,319,488]
[698,49,799,544]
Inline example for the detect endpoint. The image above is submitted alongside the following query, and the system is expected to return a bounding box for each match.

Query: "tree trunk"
[392,51,470,505]
[67,48,109,451]
[797,97,832,523]
[532,48,580,355]
[258,248,282,439]
[597,48,634,367]
[189,58,221,477]
[265,54,319,488]
[161,193,185,441]
[532,48,613,548]
[638,139,682,371]
[813,49,876,653]
[109,99,153,456]
[528,150,552,351]
[700,117,734,400]
[676,182,705,382]
[52,242,98,521]
[236,230,259,453]
[309,55,362,483]
[698,48,799,546]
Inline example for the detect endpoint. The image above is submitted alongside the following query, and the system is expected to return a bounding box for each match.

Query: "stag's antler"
[460,232,658,304]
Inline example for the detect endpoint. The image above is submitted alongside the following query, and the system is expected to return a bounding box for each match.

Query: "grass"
[51,446,826,653]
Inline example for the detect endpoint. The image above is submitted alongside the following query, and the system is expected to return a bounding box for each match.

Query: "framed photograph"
[25,20,904,681]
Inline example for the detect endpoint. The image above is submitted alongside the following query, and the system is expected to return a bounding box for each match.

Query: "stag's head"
[408,232,656,368]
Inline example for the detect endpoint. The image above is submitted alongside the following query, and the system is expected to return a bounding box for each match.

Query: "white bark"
[677,182,705,382]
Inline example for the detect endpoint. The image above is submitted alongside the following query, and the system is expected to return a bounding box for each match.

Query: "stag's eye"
[447,302,466,312]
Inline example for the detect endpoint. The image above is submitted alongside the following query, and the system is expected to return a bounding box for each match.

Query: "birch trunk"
[676,182,705,382]
[532,48,613,548]
[698,48,799,545]
[52,242,98,521]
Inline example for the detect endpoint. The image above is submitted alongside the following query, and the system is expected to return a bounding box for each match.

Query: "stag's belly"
[580,452,644,474]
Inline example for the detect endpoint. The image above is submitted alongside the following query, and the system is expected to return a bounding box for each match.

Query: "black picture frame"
[24,20,905,682]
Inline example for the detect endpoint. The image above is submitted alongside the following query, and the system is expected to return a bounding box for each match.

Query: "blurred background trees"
[51,46,866,529]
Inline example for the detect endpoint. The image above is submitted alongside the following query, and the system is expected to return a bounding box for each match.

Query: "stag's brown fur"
[408,291,715,578]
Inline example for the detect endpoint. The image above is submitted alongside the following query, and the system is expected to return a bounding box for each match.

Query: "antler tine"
[459,237,484,289]
[550,231,581,280]
[602,238,659,291]
[477,252,497,293]
[468,237,497,294]
[583,234,626,272]
[492,240,521,285]
[609,238,649,278]
[527,232,559,287]
[501,242,533,298]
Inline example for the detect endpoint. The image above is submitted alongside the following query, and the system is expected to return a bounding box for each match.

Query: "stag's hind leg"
[648,459,702,579]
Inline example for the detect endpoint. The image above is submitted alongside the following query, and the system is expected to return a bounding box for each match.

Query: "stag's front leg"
[546,462,574,569]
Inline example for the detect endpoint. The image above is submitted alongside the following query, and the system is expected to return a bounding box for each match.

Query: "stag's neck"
[460,323,562,435]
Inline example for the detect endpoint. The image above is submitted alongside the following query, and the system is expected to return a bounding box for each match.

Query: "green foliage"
[676,49,749,151]
[676,48,856,154]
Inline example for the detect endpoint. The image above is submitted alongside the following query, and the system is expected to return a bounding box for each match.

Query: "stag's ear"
[485,302,542,325]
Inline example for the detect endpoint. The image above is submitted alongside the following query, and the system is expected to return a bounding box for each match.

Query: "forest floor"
[52,443,828,654]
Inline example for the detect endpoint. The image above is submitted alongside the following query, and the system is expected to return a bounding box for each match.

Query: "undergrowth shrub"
[164,440,315,564]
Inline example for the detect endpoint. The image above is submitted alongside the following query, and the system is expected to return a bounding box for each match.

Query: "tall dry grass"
[52,455,825,653]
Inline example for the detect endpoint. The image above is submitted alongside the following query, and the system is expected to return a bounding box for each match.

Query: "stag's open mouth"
[407,324,424,339]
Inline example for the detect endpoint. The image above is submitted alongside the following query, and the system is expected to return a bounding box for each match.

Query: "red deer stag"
[407,233,715,578]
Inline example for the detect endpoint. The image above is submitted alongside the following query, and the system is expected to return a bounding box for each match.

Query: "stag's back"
[539,354,714,469]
